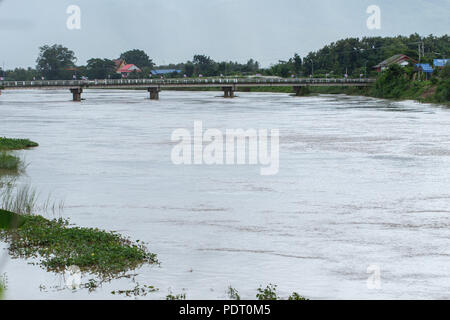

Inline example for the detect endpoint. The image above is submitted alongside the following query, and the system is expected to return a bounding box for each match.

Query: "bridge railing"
[0,77,375,88]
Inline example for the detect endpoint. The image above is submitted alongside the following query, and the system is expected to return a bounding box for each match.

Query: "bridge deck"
[0,78,374,90]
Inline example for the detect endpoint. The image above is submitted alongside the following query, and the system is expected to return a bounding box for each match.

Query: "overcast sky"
[0,0,448,69]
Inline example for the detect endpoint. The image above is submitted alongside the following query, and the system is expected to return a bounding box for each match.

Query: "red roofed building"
[113,59,126,71]
[373,54,417,72]
[113,59,142,78]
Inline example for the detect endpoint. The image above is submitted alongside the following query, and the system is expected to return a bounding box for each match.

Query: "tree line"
[1,33,448,81]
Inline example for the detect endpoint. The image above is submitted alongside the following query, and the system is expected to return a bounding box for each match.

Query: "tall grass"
[0,275,5,299]
[1,185,37,215]
[0,183,65,217]
[0,152,23,172]
[0,153,62,217]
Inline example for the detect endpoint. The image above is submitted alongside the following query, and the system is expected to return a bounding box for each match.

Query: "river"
[1,89,450,299]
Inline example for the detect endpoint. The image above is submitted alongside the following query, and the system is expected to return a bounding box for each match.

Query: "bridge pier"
[222,86,235,98]
[148,87,160,100]
[70,88,83,101]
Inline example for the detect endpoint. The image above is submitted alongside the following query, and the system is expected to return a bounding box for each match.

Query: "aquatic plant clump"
[0,152,22,171]
[0,137,39,151]
[0,212,158,278]
[0,185,37,215]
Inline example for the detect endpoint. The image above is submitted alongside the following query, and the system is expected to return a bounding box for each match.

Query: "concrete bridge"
[0,77,375,101]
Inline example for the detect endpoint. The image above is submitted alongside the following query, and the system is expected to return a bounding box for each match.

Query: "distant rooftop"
[151,69,181,75]
[416,63,434,73]
[374,54,417,69]
[433,59,450,67]
[118,64,141,73]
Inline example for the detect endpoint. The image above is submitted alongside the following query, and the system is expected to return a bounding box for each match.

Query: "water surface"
[1,89,450,299]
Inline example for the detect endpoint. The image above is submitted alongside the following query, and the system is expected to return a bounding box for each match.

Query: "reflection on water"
[1,89,450,299]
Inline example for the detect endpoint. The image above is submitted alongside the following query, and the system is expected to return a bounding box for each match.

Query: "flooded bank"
[1,89,450,299]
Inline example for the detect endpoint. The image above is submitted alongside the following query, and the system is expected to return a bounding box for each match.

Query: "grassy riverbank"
[163,84,448,105]
[164,65,449,105]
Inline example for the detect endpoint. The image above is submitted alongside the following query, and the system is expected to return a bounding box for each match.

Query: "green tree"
[193,54,217,76]
[5,68,37,81]
[86,58,116,79]
[291,53,302,75]
[434,65,450,103]
[183,62,195,77]
[120,49,154,69]
[36,44,77,80]
[245,59,260,73]
[266,61,292,78]
[439,64,450,79]
[374,64,409,98]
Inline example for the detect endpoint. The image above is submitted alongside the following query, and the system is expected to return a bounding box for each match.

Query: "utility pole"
[422,41,425,60]
[364,61,367,79]
[415,40,425,62]
[413,40,426,81]
[418,43,421,62]
[418,42,424,61]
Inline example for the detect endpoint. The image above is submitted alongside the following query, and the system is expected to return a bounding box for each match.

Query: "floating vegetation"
[166,292,187,300]
[111,283,159,297]
[227,286,241,300]
[288,292,308,300]
[256,284,279,300]
[0,137,159,294]
[0,137,39,151]
[256,284,308,301]
[83,279,100,293]
[0,213,158,279]
[0,209,27,230]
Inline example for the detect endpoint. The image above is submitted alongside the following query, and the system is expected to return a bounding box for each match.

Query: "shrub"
[434,79,450,103]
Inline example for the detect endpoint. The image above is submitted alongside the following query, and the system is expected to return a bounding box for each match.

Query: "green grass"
[0,152,22,171]
[0,212,158,278]
[0,274,5,300]
[0,137,39,151]
[1,185,37,215]
[0,209,27,230]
